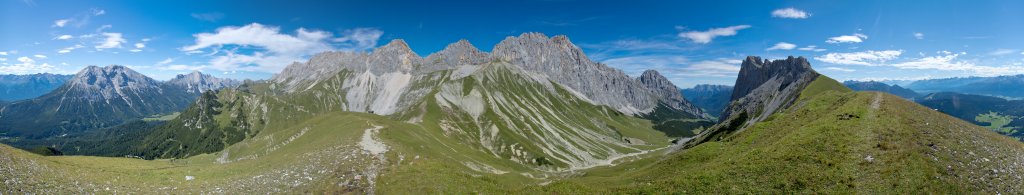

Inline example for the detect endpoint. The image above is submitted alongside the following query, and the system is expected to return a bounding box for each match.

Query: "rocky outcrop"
[720,56,818,122]
[491,33,704,117]
[637,70,703,116]
[167,71,240,94]
[681,56,819,148]
[422,39,489,72]
[269,33,706,119]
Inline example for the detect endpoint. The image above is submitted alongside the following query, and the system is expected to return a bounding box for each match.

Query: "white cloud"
[333,28,384,51]
[93,9,105,16]
[95,32,126,49]
[797,45,826,52]
[826,33,868,44]
[129,49,142,53]
[53,19,69,27]
[17,57,33,63]
[814,50,903,65]
[678,25,751,44]
[33,54,46,59]
[55,34,73,40]
[156,58,174,66]
[134,42,145,48]
[823,67,855,72]
[1,56,55,74]
[771,8,810,19]
[191,12,225,22]
[58,44,84,54]
[914,32,924,40]
[181,23,383,73]
[989,48,1018,56]
[767,42,797,51]
[0,51,7,55]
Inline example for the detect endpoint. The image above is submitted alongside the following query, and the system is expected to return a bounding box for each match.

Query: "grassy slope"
[0,63,678,193]
[534,76,1024,193]
[6,72,1019,193]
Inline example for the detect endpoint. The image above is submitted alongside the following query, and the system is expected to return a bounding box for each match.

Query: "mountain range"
[0,66,238,140]
[877,74,1024,99]
[843,80,920,99]
[0,33,1022,193]
[682,84,733,118]
[0,73,71,101]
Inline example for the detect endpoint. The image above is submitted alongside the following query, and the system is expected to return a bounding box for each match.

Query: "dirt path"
[870,92,882,110]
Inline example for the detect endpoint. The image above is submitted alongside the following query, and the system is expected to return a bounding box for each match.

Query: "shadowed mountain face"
[684,56,824,148]
[0,73,71,101]
[0,65,237,140]
[682,84,733,118]
[844,80,920,99]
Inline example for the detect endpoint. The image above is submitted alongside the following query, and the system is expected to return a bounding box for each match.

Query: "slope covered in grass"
[535,76,1024,193]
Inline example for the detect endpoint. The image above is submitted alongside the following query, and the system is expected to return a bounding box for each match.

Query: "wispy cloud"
[913,32,924,40]
[95,33,126,50]
[54,35,73,40]
[826,33,868,44]
[771,8,810,19]
[181,23,384,73]
[58,44,84,54]
[814,50,902,65]
[677,25,751,44]
[823,67,855,72]
[190,12,225,22]
[332,28,384,51]
[766,42,796,51]
[797,45,826,52]
[989,48,1019,56]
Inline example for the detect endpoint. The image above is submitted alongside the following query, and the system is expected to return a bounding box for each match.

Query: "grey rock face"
[269,33,706,118]
[491,33,703,117]
[721,56,818,122]
[682,56,819,149]
[421,39,489,73]
[167,71,241,93]
[65,65,164,102]
[637,70,703,116]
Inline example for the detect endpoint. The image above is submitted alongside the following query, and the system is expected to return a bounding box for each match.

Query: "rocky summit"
[684,56,820,147]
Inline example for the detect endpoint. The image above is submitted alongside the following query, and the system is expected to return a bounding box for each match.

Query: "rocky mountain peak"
[64,65,162,101]
[367,39,421,73]
[721,56,819,124]
[167,71,240,93]
[731,56,814,101]
[423,39,489,69]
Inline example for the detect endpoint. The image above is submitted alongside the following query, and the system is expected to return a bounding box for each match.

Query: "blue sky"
[2,0,1023,88]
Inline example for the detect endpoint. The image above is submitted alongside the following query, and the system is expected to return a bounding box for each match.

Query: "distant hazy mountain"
[0,73,72,101]
[917,92,1024,141]
[843,80,920,99]
[905,74,1024,98]
[681,84,733,118]
[0,65,237,139]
